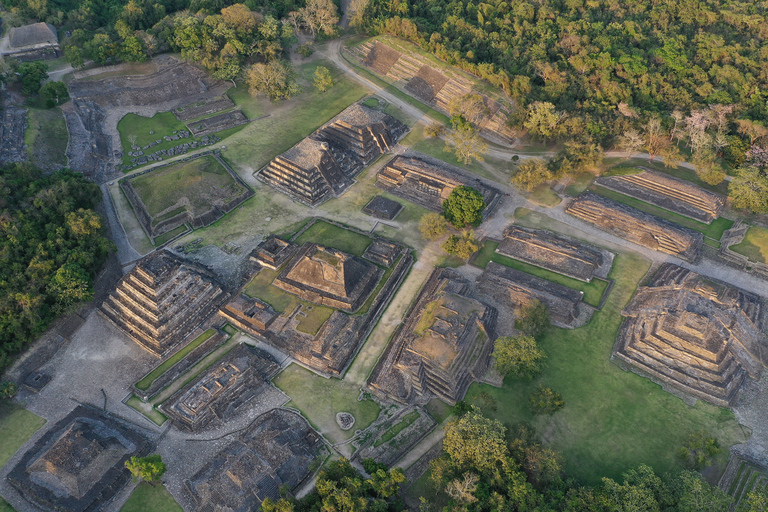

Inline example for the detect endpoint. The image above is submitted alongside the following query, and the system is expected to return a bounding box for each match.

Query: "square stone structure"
[613,263,768,407]
[99,250,227,357]
[496,225,610,282]
[161,345,280,432]
[376,153,502,219]
[362,239,401,267]
[184,409,324,512]
[566,192,703,263]
[273,242,383,313]
[7,406,152,512]
[363,195,403,220]
[478,261,588,328]
[249,235,298,271]
[368,268,497,405]
[2,22,60,60]
[595,169,725,224]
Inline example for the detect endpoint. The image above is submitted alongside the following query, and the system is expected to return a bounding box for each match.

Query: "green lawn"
[375,410,421,447]
[463,252,748,485]
[591,185,734,240]
[0,498,16,512]
[730,226,768,264]
[294,220,373,256]
[153,224,189,246]
[473,241,608,307]
[526,184,561,207]
[226,83,267,119]
[135,329,217,391]
[120,482,183,512]
[125,395,167,426]
[563,172,596,197]
[274,364,381,443]
[129,155,245,218]
[25,108,68,169]
[0,402,46,468]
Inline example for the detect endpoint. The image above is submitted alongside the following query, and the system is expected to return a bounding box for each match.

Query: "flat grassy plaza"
[120,482,183,512]
[730,226,768,264]
[0,403,46,468]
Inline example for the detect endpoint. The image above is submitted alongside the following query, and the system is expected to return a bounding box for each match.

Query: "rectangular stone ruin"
[1,22,60,60]
[186,109,249,137]
[0,105,29,165]
[368,268,497,405]
[220,295,279,334]
[249,235,298,271]
[7,406,152,512]
[161,344,280,432]
[405,65,450,103]
[376,153,502,218]
[363,238,402,267]
[613,263,768,407]
[363,195,403,221]
[566,192,703,263]
[173,95,235,121]
[356,407,437,467]
[478,261,588,328]
[496,225,613,282]
[595,169,725,224]
[99,250,228,357]
[184,409,325,512]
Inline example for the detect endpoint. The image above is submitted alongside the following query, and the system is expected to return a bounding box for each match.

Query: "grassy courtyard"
[730,226,768,264]
[274,364,381,444]
[294,220,373,256]
[462,252,749,485]
[135,329,217,391]
[120,482,183,512]
[473,241,608,307]
[0,498,16,512]
[25,108,68,169]
[0,403,46,468]
[129,155,245,219]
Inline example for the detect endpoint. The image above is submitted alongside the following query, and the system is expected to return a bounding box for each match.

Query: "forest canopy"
[0,164,113,372]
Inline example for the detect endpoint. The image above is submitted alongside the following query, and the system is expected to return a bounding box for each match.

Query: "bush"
[419,212,448,240]
[492,335,546,379]
[677,431,721,470]
[515,300,550,338]
[442,186,486,228]
[441,232,480,260]
[0,381,18,400]
[529,386,564,415]
[424,123,445,138]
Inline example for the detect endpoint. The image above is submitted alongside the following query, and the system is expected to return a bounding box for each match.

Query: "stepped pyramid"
[614,263,768,406]
[317,104,407,164]
[100,251,226,356]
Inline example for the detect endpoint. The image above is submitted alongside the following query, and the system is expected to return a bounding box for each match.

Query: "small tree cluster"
[491,335,546,379]
[125,454,166,483]
[442,185,486,228]
[246,60,300,100]
[676,430,721,470]
[515,299,550,338]
[441,231,480,260]
[418,212,449,240]
[529,386,564,415]
[0,381,18,400]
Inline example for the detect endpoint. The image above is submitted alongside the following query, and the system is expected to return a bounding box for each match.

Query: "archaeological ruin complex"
[363,195,403,221]
[566,192,703,263]
[7,407,152,512]
[100,250,227,357]
[376,153,502,217]
[368,268,497,405]
[1,22,60,60]
[614,264,768,407]
[184,408,324,512]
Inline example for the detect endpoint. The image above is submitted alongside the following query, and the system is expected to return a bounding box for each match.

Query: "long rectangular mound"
[173,95,234,121]
[595,169,725,224]
[122,152,252,238]
[186,109,249,137]
[566,192,703,263]
[362,41,402,75]
[478,261,585,328]
[404,65,449,103]
[376,152,502,218]
[497,226,609,282]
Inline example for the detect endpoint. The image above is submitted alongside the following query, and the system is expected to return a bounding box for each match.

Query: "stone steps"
[620,173,721,215]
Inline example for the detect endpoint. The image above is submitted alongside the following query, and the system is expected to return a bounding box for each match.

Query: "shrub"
[529,386,564,415]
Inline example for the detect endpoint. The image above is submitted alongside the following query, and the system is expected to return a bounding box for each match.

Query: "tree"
[39,81,69,108]
[246,61,300,100]
[672,470,732,512]
[448,94,489,126]
[729,166,768,213]
[121,36,147,62]
[441,231,480,260]
[299,0,339,37]
[515,299,550,338]
[616,128,644,157]
[64,46,85,69]
[16,61,48,95]
[419,212,448,240]
[47,263,93,311]
[511,158,554,191]
[125,454,166,483]
[444,119,488,165]
[313,66,333,92]
[442,185,486,228]
[347,0,370,28]
[529,386,564,415]
[424,122,445,138]
[524,102,563,141]
[446,473,479,503]
[492,335,546,379]
[443,407,509,473]
[676,431,721,470]
[737,488,768,512]
[0,381,18,400]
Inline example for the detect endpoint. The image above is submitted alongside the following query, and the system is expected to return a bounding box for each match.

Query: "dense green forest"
[0,165,113,372]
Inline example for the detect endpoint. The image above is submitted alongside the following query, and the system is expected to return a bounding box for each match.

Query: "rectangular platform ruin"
[173,95,234,121]
[368,268,497,405]
[363,195,403,220]
[496,225,613,282]
[566,192,703,263]
[249,235,298,271]
[186,109,249,137]
[376,152,502,218]
[595,168,725,224]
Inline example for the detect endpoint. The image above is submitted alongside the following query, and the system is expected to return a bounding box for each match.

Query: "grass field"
[563,172,596,197]
[274,364,381,443]
[473,241,608,307]
[125,395,168,426]
[130,155,245,218]
[730,226,768,264]
[294,220,373,256]
[375,410,421,447]
[462,252,749,485]
[0,403,46,468]
[526,184,561,207]
[25,108,68,169]
[120,483,183,512]
[135,329,217,391]
[0,498,16,512]
[591,185,734,240]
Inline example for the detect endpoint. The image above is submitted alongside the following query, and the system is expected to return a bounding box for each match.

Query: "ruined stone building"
[497,226,609,282]
[162,345,280,432]
[478,262,587,328]
[185,409,324,512]
[614,264,768,407]
[258,103,406,206]
[376,154,502,217]
[99,251,227,357]
[7,407,152,512]
[249,235,297,271]
[1,22,60,60]
[368,268,497,405]
[566,192,703,263]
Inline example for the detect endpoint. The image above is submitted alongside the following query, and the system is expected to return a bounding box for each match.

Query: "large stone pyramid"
[614,264,768,406]
[100,251,226,356]
[317,103,407,163]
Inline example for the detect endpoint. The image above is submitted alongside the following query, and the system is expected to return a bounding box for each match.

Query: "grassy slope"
[25,108,68,168]
[120,483,183,512]
[464,252,748,484]
[0,403,46,468]
[730,226,768,264]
